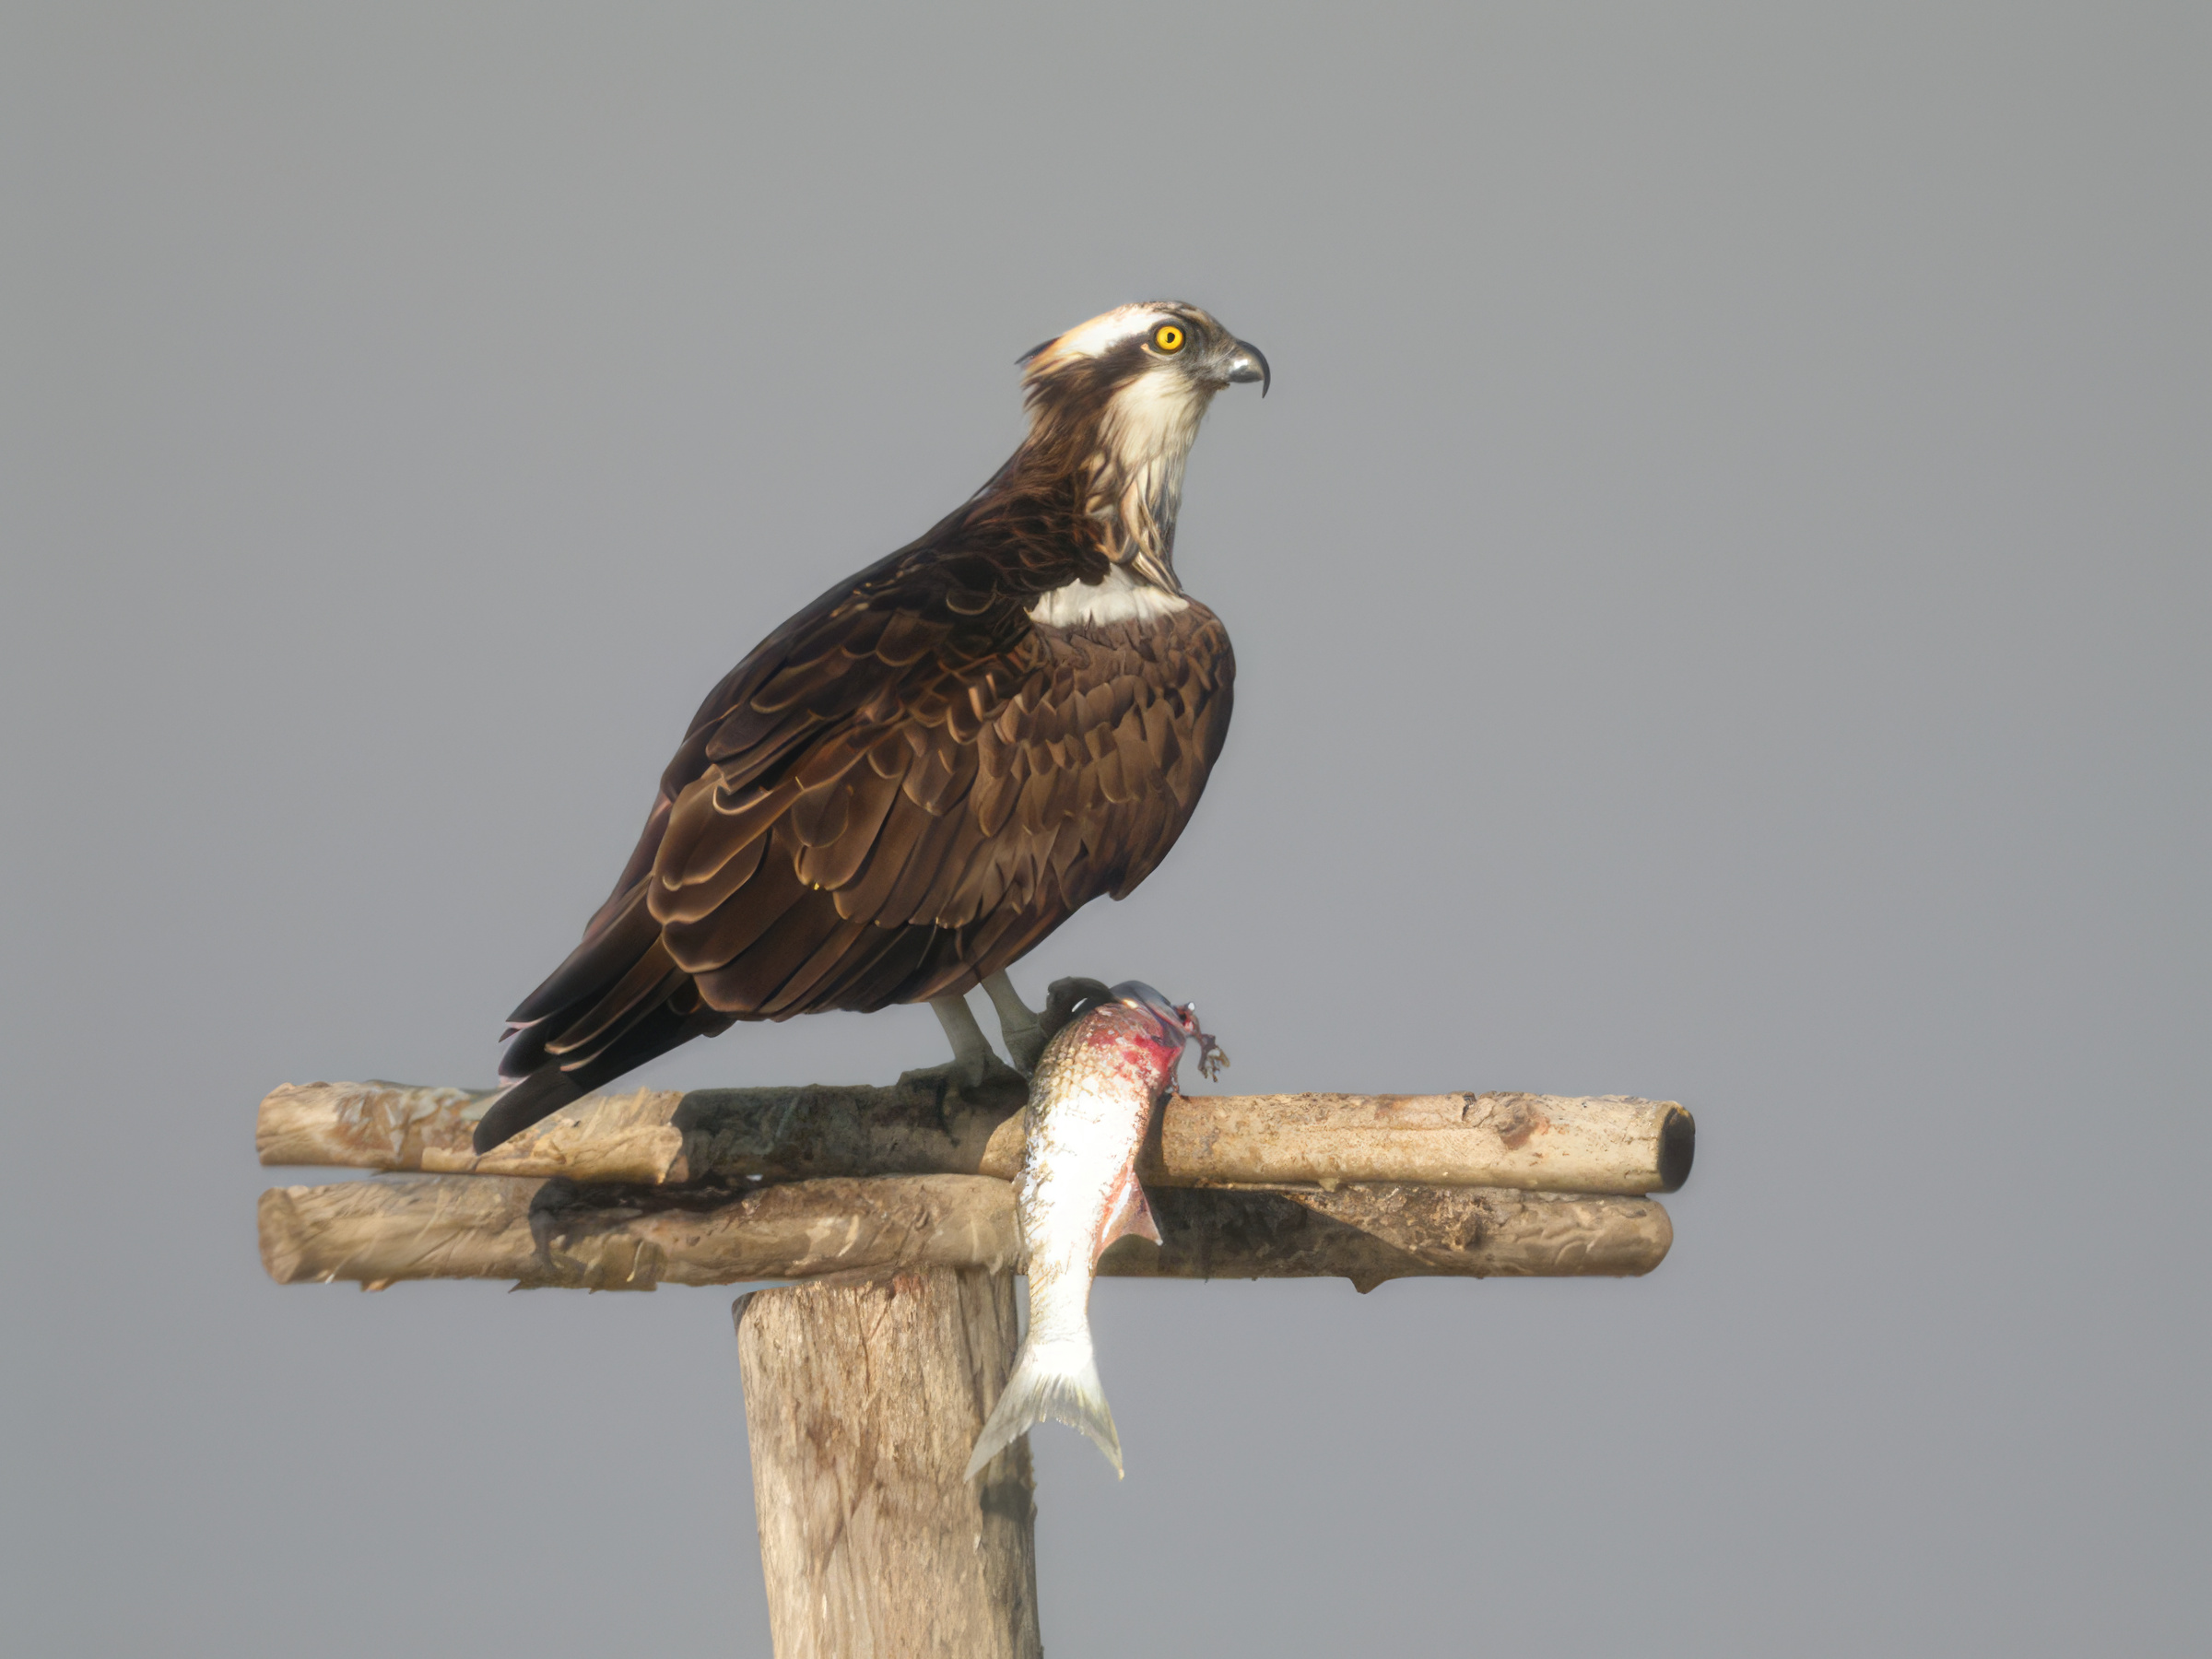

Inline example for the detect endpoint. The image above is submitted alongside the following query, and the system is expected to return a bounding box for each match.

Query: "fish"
[965,980,1226,1481]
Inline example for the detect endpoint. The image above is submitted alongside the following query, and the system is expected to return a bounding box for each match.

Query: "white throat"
[1096,373,1205,524]
[1061,371,1211,590]
[1028,563,1191,629]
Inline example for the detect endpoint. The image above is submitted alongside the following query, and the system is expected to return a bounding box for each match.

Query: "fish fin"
[1098,1171,1161,1251]
[964,1335,1122,1481]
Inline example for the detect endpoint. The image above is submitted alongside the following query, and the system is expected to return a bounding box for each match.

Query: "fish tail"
[963,1335,1122,1481]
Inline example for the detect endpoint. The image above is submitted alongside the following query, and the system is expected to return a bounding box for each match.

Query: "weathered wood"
[1147,1091,1692,1194]
[256,1081,712,1183]
[1110,1184,1675,1289]
[255,1174,1019,1291]
[258,1078,1693,1194]
[257,1173,1671,1291]
[735,1269,1041,1659]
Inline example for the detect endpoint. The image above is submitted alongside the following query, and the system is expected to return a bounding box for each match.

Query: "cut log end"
[1657,1105,1696,1193]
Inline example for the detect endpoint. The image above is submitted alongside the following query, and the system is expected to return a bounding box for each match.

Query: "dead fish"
[965,980,1225,1481]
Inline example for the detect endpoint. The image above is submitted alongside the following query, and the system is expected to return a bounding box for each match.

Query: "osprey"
[477,301,1268,1152]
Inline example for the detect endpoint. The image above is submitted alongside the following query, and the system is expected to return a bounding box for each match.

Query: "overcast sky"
[6,5,2206,1654]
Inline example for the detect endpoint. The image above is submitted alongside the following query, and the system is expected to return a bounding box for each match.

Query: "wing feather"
[695,888,853,1012]
[507,884,660,1028]
[653,814,771,925]
[875,787,982,924]
[797,755,906,891]
[662,827,811,973]
[543,941,686,1061]
[873,610,947,666]
[831,795,931,922]
[759,916,878,1016]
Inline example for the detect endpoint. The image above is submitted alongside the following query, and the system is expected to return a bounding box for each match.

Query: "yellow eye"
[1152,324,1186,353]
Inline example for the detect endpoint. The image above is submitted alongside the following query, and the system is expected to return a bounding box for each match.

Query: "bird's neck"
[1013,379,1216,595]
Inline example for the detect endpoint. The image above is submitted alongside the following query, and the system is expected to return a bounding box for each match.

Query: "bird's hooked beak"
[1221,339,1270,397]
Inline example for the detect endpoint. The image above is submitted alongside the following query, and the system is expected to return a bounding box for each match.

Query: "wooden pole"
[258,1078,1694,1194]
[735,1268,1041,1659]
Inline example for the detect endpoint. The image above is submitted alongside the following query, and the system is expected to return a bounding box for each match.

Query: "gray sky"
[6,5,2206,1654]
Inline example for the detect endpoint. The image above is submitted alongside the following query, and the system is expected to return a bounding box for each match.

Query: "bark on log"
[258,1078,1693,1194]
[257,1173,1671,1292]
[735,1269,1041,1659]
[255,1174,1019,1291]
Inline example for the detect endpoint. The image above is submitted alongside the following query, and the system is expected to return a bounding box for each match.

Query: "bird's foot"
[1041,976,1112,1044]
[900,993,1027,1100]
[896,1054,1027,1101]
[980,971,1122,1075]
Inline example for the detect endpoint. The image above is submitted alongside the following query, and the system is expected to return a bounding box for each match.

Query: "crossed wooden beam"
[257,1071,1694,1654]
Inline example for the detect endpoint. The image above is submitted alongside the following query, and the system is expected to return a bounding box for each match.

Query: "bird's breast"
[1026,563,1191,630]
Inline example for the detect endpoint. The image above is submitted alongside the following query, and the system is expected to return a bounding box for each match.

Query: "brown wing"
[653,597,1235,1017]
[506,521,1068,1015]
[486,531,1230,1147]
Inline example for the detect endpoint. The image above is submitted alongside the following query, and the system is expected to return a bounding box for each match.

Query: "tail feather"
[469,1067,587,1155]
[475,994,727,1155]
[964,1336,1121,1481]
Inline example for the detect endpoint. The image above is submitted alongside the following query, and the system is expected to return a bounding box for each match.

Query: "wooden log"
[257,1078,1693,1195]
[1147,1091,1692,1194]
[1112,1184,1675,1289]
[256,1081,711,1184]
[257,1173,1672,1292]
[735,1269,1041,1659]
[255,1174,1019,1291]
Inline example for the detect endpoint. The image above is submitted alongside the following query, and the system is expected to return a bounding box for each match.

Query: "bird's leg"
[981,970,1049,1077]
[930,993,1000,1091]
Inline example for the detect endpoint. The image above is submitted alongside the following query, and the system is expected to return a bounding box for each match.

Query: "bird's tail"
[964,1331,1121,1480]
[475,882,731,1155]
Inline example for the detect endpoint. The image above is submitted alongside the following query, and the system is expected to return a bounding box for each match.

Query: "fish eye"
[1151,323,1186,354]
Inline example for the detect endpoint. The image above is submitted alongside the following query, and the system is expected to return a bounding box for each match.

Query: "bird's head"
[1018,301,1268,407]
[1010,301,1267,586]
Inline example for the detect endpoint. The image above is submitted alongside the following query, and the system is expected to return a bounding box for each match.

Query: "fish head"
[1102,981,1230,1082]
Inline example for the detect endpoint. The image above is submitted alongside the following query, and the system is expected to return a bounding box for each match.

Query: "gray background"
[6,5,2206,1654]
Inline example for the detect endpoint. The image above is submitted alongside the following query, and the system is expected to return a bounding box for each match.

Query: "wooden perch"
[257,1171,1671,1293]
[258,1077,1693,1195]
[254,1064,1695,1659]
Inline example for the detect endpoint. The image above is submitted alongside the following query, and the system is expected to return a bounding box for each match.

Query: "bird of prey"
[476,301,1268,1152]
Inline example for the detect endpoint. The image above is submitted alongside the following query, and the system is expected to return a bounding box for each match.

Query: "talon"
[898,1053,1025,1100]
[1041,977,1113,1041]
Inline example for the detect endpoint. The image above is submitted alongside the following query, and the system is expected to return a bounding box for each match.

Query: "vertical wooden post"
[734,1269,1042,1659]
